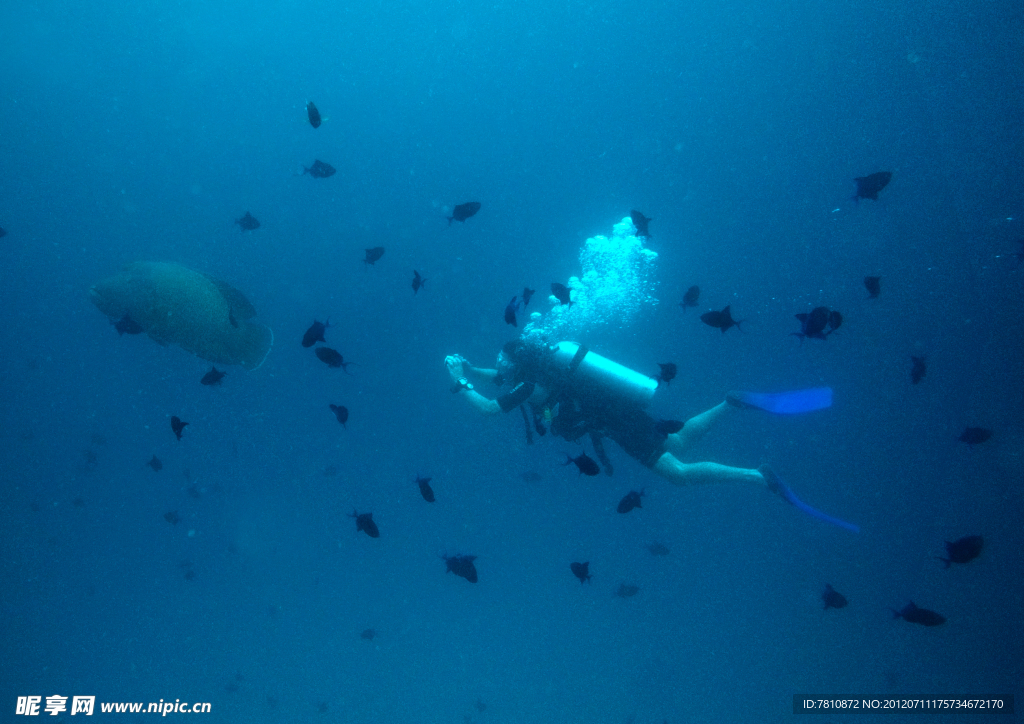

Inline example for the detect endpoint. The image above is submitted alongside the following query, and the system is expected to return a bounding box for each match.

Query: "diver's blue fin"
[759,465,860,533]
[728,387,832,414]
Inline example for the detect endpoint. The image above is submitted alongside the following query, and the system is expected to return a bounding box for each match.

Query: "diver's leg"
[652,452,765,488]
[665,401,734,456]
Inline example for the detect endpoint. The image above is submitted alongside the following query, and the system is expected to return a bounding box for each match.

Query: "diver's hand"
[445,354,465,383]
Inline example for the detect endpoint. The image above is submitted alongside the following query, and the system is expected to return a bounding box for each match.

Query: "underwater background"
[1,0,1021,721]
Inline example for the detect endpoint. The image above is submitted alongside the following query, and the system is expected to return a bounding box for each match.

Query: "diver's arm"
[455,381,542,416]
[445,354,541,416]
[456,386,502,415]
[466,365,498,382]
[446,354,498,382]
[446,355,500,415]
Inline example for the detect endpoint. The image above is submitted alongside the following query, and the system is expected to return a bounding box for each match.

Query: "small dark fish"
[448,201,481,225]
[416,475,435,503]
[570,561,591,584]
[892,602,945,627]
[564,452,600,476]
[822,584,848,610]
[475,699,486,713]
[228,311,237,328]
[164,510,181,525]
[520,471,542,482]
[680,285,700,311]
[113,313,144,336]
[854,171,892,201]
[364,246,385,265]
[315,347,354,373]
[551,282,572,307]
[147,455,163,472]
[828,310,843,334]
[911,356,927,384]
[614,583,640,598]
[938,535,983,568]
[411,270,426,294]
[329,404,349,428]
[959,427,992,446]
[701,305,743,333]
[201,366,225,386]
[350,510,379,538]
[646,541,670,556]
[864,276,881,298]
[504,296,519,327]
[444,554,478,583]
[617,489,645,514]
[171,416,188,440]
[656,362,676,387]
[183,569,196,581]
[235,211,260,231]
[654,419,685,437]
[360,628,376,640]
[1014,239,1024,263]
[792,306,830,341]
[72,497,86,508]
[0,227,6,238]
[522,287,535,308]
[306,101,321,128]
[302,319,329,348]
[303,159,335,178]
[630,210,652,237]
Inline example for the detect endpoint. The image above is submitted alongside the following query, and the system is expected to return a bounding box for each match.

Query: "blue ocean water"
[1,0,1021,721]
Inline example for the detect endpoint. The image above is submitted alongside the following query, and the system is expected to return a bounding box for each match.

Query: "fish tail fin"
[937,556,951,569]
[736,319,745,332]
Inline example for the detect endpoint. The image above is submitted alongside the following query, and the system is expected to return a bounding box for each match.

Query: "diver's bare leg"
[653,453,765,488]
[664,401,733,457]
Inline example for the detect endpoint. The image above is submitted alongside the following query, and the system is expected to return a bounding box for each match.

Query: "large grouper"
[90,261,273,370]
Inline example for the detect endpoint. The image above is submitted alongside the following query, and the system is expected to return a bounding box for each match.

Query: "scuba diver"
[445,337,859,532]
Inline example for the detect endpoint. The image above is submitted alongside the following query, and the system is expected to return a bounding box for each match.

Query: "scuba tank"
[548,341,658,408]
